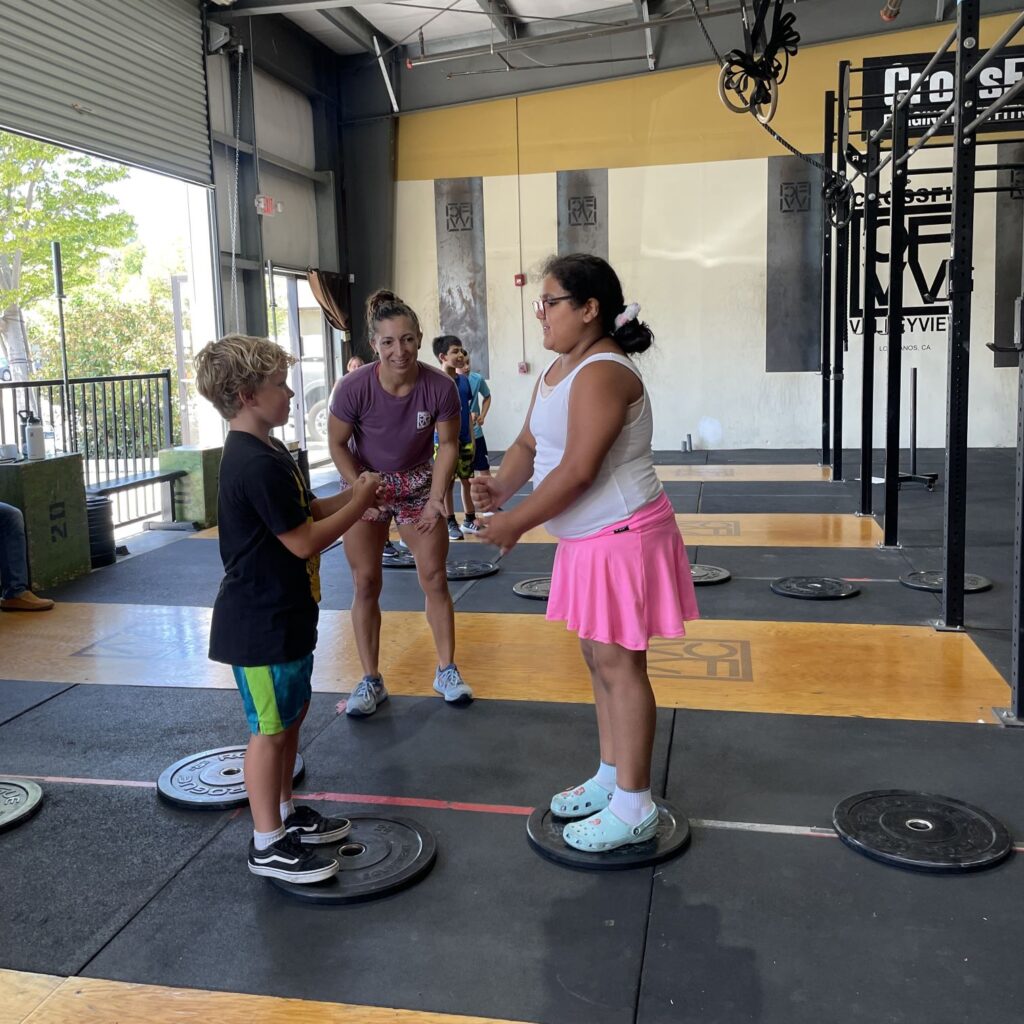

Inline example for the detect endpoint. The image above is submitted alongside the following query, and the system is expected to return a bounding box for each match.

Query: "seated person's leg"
[0,502,53,611]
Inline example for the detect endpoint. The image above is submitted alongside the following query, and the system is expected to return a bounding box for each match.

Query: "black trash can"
[86,496,116,568]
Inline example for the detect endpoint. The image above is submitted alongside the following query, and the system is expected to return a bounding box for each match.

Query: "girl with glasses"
[473,253,698,854]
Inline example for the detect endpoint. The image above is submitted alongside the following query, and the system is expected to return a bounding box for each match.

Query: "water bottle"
[19,410,45,460]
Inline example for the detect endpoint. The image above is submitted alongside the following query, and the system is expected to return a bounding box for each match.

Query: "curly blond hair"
[194,334,296,420]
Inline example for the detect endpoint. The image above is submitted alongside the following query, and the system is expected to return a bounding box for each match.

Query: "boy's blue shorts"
[232,654,313,735]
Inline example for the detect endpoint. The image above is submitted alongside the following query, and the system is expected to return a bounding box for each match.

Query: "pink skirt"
[546,492,700,651]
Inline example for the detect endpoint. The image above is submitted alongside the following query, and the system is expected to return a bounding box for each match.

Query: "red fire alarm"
[514,273,526,287]
[254,194,279,217]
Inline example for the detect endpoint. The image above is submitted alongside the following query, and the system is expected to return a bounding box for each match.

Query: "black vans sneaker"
[284,806,352,845]
[247,834,338,883]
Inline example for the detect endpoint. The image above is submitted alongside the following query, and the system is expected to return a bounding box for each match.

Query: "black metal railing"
[0,370,176,526]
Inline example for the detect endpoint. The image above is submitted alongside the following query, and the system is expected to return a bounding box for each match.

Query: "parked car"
[298,356,330,445]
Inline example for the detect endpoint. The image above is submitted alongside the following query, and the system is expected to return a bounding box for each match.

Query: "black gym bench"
[86,468,191,530]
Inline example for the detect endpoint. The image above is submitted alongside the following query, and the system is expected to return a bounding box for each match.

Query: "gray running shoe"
[433,664,473,706]
[346,674,388,717]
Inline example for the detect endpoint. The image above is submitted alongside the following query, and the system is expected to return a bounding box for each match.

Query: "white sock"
[594,761,617,792]
[280,799,295,821]
[609,786,655,826]
[253,825,286,851]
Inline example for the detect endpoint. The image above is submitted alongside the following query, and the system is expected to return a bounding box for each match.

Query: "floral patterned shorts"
[341,460,433,525]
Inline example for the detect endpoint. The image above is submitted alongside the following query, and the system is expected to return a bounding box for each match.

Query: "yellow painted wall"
[397,14,1020,180]
[392,14,1020,450]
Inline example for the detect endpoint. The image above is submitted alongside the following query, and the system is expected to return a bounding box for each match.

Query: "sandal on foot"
[562,806,659,853]
[549,778,612,819]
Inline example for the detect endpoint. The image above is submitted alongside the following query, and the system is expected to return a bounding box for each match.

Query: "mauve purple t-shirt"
[329,362,461,472]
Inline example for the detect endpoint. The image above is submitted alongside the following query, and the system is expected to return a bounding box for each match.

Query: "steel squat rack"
[819,4,1024,722]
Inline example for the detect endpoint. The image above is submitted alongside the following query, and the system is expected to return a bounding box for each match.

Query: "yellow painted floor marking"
[2,605,1005,724]
[13,973,534,1024]
[517,513,881,547]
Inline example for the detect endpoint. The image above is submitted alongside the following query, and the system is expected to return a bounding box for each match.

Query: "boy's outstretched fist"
[351,471,383,509]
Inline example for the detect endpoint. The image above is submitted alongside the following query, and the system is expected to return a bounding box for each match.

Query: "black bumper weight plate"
[899,570,993,594]
[526,799,690,871]
[833,790,1012,873]
[270,814,436,904]
[157,747,305,810]
[382,549,417,568]
[690,564,731,586]
[446,559,499,581]
[0,778,43,834]
[512,576,552,600]
[770,576,860,600]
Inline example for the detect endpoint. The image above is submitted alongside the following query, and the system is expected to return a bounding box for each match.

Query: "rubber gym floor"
[2,447,1022,1024]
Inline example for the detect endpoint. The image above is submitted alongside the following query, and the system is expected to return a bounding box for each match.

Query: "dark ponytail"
[612,316,654,355]
[366,288,421,340]
[541,253,654,355]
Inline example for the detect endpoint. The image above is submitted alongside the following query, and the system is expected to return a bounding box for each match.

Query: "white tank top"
[530,352,663,539]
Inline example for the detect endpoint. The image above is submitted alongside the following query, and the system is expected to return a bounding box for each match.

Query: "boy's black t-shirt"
[209,431,321,667]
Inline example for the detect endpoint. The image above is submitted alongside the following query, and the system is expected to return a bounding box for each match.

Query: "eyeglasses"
[532,295,573,317]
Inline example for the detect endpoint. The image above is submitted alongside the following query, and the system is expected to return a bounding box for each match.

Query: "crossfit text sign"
[862,47,1024,137]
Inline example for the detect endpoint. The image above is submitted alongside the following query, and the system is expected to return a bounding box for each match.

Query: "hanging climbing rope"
[716,0,800,125]
[686,0,855,228]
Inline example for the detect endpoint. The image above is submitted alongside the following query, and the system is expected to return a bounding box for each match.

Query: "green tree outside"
[0,132,135,381]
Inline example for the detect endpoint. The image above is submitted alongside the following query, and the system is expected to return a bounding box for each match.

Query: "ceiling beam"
[320,6,387,51]
[405,1,740,69]
[473,0,523,43]
[212,0,379,19]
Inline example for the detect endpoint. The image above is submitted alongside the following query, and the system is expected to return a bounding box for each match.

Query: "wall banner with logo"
[765,154,824,372]
[434,177,490,376]
[556,169,609,261]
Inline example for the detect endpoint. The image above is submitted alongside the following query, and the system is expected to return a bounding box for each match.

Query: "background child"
[457,352,493,482]
[195,333,381,883]
[432,335,478,539]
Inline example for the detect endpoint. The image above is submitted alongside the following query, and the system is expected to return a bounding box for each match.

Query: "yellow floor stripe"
[1,605,1005,724]
[10,973,532,1024]
[195,511,874,549]
[656,464,831,482]
[0,969,62,1024]
[517,513,881,547]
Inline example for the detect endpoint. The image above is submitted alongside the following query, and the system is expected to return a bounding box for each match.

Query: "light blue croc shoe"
[549,778,612,819]
[562,805,659,852]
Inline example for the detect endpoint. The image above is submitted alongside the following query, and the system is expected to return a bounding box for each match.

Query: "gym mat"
[637,828,1023,1024]
[670,707,1024,835]
[0,686,340,781]
[43,541,444,613]
[300,694,673,810]
[691,577,939,626]
[0,785,230,977]
[0,679,73,727]
[900,544,1008,630]
[456,571,550,615]
[688,544,915,581]
[83,808,654,1024]
[697,494,858,515]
